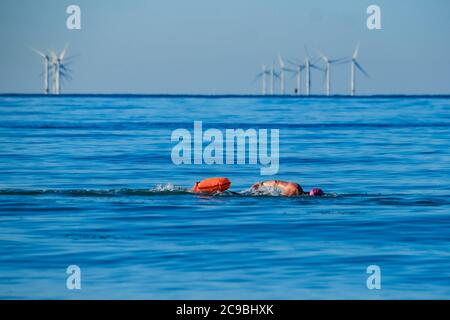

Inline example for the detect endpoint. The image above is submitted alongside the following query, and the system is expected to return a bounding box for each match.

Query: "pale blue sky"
[0,0,449,94]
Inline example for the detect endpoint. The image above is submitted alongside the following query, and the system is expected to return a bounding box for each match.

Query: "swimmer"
[250,180,303,196]
[250,180,324,197]
[191,177,324,197]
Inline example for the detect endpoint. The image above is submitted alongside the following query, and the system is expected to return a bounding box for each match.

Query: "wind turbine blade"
[286,58,299,66]
[317,50,327,62]
[30,47,46,58]
[60,69,71,79]
[354,61,369,78]
[277,54,285,68]
[60,64,73,72]
[252,73,263,84]
[59,43,69,60]
[63,53,81,63]
[353,42,360,59]
[329,57,348,64]
[310,64,324,72]
[62,72,73,81]
[60,61,74,69]
[334,58,352,65]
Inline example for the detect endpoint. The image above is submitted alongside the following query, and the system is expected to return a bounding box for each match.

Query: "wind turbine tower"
[287,59,305,95]
[277,55,295,95]
[50,45,69,95]
[278,55,286,95]
[51,52,59,94]
[318,50,347,96]
[296,65,301,95]
[350,43,369,96]
[255,64,269,95]
[304,46,322,96]
[320,52,331,96]
[270,64,277,95]
[305,55,311,96]
[32,48,50,94]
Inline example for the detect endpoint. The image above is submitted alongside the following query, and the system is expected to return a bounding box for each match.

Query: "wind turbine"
[255,64,270,95]
[278,54,294,95]
[350,43,369,96]
[304,46,323,96]
[269,63,280,95]
[287,59,305,95]
[318,50,347,96]
[50,44,69,95]
[31,48,50,94]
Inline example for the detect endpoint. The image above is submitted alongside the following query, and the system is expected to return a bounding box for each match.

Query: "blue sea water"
[0,95,449,299]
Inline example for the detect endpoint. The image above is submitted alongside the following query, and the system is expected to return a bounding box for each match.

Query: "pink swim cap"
[309,188,324,196]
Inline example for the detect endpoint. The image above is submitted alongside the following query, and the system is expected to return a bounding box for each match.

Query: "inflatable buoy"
[192,177,231,193]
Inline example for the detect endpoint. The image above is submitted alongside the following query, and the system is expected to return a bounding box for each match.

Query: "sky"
[0,0,449,95]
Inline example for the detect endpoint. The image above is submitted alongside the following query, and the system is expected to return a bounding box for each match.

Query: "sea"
[0,95,449,299]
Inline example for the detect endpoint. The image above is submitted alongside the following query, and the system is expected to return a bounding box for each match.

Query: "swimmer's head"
[309,188,324,196]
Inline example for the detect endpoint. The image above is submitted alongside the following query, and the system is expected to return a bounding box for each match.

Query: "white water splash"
[153,183,187,192]
[240,186,284,196]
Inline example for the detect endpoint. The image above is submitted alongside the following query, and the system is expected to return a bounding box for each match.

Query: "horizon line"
[1,93,450,99]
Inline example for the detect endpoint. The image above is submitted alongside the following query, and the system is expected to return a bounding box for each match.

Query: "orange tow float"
[192,177,231,193]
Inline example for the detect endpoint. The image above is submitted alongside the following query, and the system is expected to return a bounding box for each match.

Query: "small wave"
[1,188,449,206]
[0,184,190,197]
[0,185,317,198]
[1,121,449,130]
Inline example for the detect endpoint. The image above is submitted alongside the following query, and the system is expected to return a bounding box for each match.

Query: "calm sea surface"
[0,95,449,299]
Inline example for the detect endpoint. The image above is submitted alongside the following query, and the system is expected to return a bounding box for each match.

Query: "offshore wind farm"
[31,42,369,96]
[2,2,449,96]
[255,44,369,96]
[31,45,73,95]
